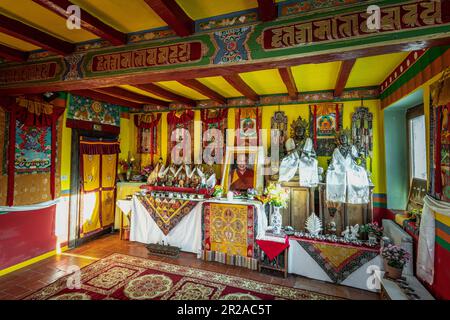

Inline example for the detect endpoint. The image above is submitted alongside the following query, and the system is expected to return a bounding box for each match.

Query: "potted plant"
[381,244,410,279]
[265,183,290,235]
[360,222,384,243]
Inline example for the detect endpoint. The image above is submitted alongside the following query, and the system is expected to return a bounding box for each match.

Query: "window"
[408,113,427,180]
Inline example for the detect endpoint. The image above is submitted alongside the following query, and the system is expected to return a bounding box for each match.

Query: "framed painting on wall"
[221,146,264,194]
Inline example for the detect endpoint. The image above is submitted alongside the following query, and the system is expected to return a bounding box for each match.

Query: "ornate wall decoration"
[15,121,51,173]
[201,109,228,163]
[280,0,367,17]
[63,53,85,81]
[351,106,373,165]
[198,11,257,31]
[134,113,162,160]
[309,103,343,156]
[213,26,251,64]
[271,111,288,155]
[235,107,261,146]
[167,110,195,163]
[67,94,121,134]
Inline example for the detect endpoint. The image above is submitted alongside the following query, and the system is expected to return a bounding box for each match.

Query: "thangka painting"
[14,120,51,173]
[429,102,449,202]
[67,95,121,127]
[235,108,261,146]
[309,103,343,156]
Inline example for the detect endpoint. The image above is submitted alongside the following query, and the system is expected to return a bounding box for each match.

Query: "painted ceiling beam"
[144,0,194,37]
[134,83,196,106]
[32,0,127,46]
[178,79,227,105]
[223,74,259,102]
[278,67,298,100]
[334,59,356,97]
[0,14,74,56]
[93,87,170,107]
[0,43,28,62]
[70,89,143,109]
[257,0,278,22]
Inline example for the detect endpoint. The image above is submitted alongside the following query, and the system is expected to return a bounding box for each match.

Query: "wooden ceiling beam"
[222,74,259,102]
[257,0,278,22]
[178,79,227,105]
[0,43,28,62]
[70,90,143,109]
[278,67,298,100]
[144,0,194,37]
[32,0,127,46]
[93,87,170,107]
[0,14,74,56]
[334,59,356,97]
[134,83,196,106]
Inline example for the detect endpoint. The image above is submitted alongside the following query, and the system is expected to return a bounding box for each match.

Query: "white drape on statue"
[326,146,370,204]
[417,195,450,285]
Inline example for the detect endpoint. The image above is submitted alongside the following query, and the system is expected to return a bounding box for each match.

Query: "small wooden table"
[258,246,289,278]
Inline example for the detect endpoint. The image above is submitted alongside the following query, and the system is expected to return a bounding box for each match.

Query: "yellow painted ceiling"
[176,0,258,20]
[0,0,96,43]
[71,0,167,33]
[0,32,40,51]
[239,69,287,95]
[120,85,172,102]
[156,81,209,100]
[291,61,342,92]
[346,52,410,88]
[196,76,242,98]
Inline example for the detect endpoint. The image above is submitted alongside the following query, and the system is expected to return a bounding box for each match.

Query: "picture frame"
[221,146,265,194]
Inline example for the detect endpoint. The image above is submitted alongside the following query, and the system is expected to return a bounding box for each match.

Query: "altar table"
[288,236,382,292]
[128,196,268,259]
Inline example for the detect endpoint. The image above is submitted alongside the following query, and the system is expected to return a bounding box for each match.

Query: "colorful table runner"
[202,202,258,270]
[294,237,379,284]
[136,195,197,236]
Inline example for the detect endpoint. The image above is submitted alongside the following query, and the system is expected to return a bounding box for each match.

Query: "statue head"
[335,128,352,146]
[290,116,309,141]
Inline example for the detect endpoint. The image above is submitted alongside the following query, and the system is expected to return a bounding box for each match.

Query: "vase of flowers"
[212,185,223,198]
[119,153,135,182]
[265,183,289,235]
[381,244,410,279]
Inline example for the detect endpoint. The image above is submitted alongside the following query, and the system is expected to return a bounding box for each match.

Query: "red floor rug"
[24,253,339,300]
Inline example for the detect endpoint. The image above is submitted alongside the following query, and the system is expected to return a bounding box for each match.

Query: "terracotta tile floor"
[0,233,379,300]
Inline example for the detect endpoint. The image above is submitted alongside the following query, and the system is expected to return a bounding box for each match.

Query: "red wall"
[0,206,57,270]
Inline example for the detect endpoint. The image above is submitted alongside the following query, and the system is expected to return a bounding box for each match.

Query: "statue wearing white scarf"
[278,117,319,187]
[326,130,370,204]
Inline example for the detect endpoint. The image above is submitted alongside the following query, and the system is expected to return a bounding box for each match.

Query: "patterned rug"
[24,253,338,300]
[136,194,197,235]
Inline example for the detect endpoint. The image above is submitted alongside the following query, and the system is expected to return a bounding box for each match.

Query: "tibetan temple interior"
[0,0,449,303]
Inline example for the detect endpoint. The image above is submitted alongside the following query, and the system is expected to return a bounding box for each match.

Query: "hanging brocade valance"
[134,113,161,157]
[79,138,121,155]
[1,97,65,206]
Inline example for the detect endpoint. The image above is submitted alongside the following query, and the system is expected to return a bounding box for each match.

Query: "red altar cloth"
[256,236,290,261]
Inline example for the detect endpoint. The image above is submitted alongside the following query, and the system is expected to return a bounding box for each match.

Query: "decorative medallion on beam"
[32,0,127,46]
[223,74,259,102]
[0,14,74,56]
[144,0,194,37]
[178,79,227,105]
[334,59,356,97]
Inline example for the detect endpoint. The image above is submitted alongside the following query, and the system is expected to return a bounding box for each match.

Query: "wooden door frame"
[68,129,118,249]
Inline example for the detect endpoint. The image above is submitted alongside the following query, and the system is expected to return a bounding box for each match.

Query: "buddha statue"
[326,128,370,205]
[278,116,319,187]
